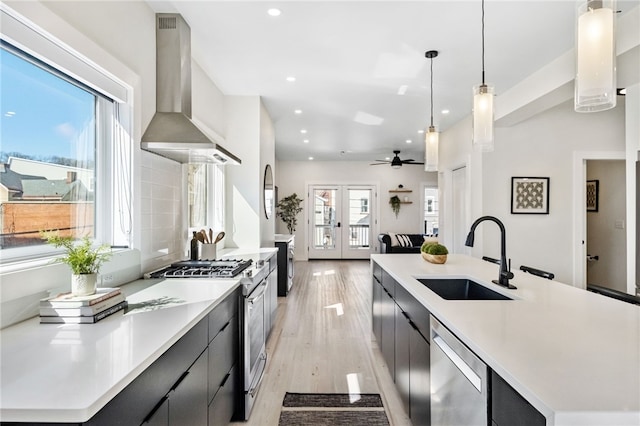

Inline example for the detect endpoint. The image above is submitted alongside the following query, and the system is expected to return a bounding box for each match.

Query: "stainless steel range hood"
[141,14,240,165]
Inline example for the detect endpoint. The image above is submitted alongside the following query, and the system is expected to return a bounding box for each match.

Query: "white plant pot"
[71,273,97,296]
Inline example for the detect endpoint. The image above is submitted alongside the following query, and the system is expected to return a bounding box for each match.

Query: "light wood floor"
[230,259,411,426]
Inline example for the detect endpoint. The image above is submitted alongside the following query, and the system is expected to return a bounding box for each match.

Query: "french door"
[307,185,376,259]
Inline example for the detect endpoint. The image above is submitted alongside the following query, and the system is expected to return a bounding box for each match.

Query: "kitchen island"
[371,253,640,426]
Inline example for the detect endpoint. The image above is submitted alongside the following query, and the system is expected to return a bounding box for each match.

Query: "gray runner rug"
[278,393,390,426]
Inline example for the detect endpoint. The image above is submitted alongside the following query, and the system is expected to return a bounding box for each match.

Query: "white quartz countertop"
[371,253,640,426]
[0,278,241,422]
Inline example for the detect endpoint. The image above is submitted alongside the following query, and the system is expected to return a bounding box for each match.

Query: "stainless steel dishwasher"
[430,315,488,425]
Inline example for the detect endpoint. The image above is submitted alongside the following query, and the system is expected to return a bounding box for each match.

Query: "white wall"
[275,160,436,260]
[586,160,627,292]
[259,102,276,247]
[440,99,626,285]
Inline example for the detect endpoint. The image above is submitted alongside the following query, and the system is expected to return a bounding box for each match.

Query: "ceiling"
[146,1,635,163]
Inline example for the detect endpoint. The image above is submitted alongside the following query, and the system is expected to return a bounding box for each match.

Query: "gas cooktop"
[146,258,253,279]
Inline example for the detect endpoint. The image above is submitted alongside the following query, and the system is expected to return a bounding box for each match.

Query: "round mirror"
[264,164,274,219]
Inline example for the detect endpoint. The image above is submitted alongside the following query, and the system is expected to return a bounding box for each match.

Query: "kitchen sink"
[416,278,513,300]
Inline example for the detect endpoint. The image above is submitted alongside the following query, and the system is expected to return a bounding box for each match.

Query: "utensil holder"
[200,243,217,260]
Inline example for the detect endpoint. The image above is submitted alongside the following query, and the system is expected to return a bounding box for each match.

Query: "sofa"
[378,233,430,254]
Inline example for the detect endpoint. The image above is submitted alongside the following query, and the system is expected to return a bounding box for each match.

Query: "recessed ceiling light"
[441,109,450,114]
[303,139,309,144]
[286,76,296,82]
[267,8,281,16]
[397,85,408,95]
[418,129,424,134]
[294,109,302,114]
[308,156,314,160]
[406,139,412,144]
[301,129,307,134]
[385,157,391,161]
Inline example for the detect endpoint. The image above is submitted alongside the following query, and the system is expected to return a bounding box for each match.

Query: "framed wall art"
[511,177,550,214]
[586,180,599,212]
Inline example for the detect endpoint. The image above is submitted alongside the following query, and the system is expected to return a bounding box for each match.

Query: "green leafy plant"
[389,195,401,218]
[424,243,449,255]
[41,232,112,275]
[276,193,304,234]
[421,241,437,253]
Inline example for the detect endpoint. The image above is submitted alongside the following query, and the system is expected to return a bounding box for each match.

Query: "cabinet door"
[395,305,411,415]
[372,276,383,344]
[208,364,238,426]
[381,286,395,381]
[491,371,545,426]
[208,315,237,404]
[169,348,208,426]
[409,325,430,426]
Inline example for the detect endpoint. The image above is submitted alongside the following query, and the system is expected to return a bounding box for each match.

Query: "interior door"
[308,185,375,259]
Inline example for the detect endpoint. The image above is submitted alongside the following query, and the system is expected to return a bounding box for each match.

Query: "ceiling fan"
[370,150,424,168]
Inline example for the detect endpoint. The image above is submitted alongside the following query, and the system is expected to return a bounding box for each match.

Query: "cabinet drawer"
[208,364,238,426]
[381,269,396,297]
[86,318,207,425]
[372,261,382,284]
[394,283,430,339]
[209,289,239,343]
[208,314,238,403]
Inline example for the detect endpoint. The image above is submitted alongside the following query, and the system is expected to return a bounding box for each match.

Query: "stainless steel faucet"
[465,216,516,289]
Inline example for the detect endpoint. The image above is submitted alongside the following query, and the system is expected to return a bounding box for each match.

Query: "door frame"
[305,182,379,259]
[572,151,625,289]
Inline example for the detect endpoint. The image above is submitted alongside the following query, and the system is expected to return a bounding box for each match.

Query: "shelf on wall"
[389,189,412,193]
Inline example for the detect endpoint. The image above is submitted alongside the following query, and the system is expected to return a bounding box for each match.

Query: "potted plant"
[390,195,401,218]
[42,232,112,296]
[276,193,304,234]
[421,241,449,264]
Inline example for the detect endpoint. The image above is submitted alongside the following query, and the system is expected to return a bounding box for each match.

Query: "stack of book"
[39,287,127,324]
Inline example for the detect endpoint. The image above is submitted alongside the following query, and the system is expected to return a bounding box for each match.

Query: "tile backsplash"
[140,152,185,272]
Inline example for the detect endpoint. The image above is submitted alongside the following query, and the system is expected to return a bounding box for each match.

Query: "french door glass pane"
[347,189,370,249]
[312,189,336,249]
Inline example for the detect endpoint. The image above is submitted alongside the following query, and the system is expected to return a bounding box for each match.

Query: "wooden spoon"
[214,231,225,244]
[200,229,210,244]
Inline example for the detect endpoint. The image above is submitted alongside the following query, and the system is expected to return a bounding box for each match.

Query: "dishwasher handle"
[432,334,482,392]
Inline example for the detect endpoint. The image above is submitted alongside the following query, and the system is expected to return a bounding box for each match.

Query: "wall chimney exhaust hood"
[141,14,240,165]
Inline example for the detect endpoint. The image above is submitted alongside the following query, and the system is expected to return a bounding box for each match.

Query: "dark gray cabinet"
[372,272,383,349]
[380,277,396,381]
[394,304,411,415]
[169,348,208,425]
[275,237,294,296]
[73,289,239,426]
[372,261,431,426]
[491,371,545,426]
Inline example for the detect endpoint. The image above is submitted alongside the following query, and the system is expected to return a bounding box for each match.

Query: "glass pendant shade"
[472,83,495,152]
[575,0,616,112]
[425,126,439,172]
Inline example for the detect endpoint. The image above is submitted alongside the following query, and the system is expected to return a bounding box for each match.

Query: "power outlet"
[614,220,625,230]
[102,274,114,285]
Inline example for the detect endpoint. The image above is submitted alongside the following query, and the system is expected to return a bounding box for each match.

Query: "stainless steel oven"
[243,275,268,419]
[237,262,269,420]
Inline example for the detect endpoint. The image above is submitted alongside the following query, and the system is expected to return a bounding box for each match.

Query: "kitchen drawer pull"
[170,371,190,392]
[219,320,230,333]
[219,372,231,388]
[141,395,168,424]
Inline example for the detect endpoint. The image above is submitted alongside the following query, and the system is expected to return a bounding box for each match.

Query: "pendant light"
[472,0,495,152]
[575,0,617,112]
[425,50,439,172]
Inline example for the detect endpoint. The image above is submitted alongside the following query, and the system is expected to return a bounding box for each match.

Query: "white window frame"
[0,6,131,265]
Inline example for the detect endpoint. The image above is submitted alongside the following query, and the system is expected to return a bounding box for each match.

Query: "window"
[187,163,225,233]
[0,37,128,262]
[423,187,439,236]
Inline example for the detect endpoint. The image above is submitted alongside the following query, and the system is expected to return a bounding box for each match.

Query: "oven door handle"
[247,280,268,304]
